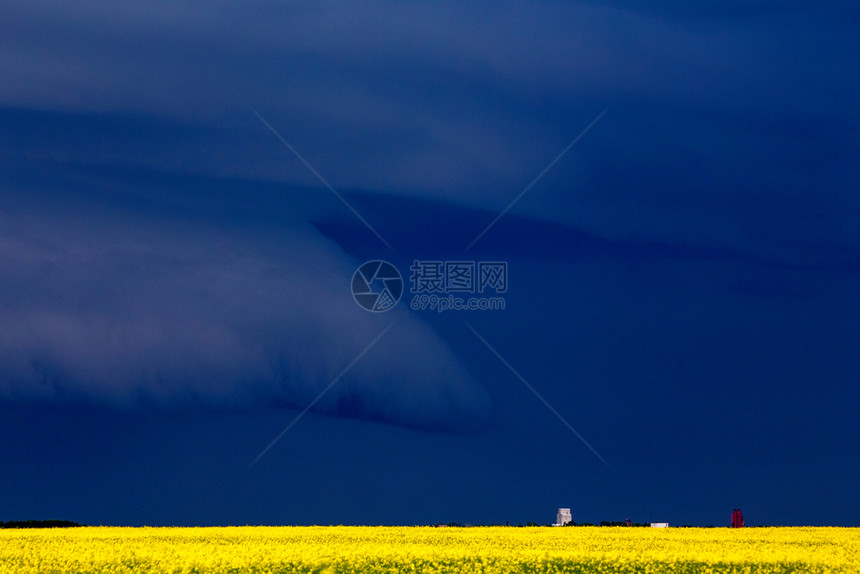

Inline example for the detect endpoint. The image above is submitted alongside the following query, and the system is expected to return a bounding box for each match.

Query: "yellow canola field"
[1,526,858,573]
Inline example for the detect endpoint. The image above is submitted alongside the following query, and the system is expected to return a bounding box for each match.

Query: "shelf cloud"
[0,189,489,432]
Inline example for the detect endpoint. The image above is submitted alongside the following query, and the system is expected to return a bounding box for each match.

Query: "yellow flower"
[0,525,857,573]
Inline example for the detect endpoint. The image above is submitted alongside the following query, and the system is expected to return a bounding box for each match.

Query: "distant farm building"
[554,508,572,526]
[731,509,744,528]
[650,522,669,528]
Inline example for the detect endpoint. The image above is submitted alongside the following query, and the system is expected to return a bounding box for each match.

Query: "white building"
[554,508,572,526]
[650,522,669,528]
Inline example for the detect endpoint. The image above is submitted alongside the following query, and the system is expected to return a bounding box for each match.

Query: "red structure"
[731,509,744,528]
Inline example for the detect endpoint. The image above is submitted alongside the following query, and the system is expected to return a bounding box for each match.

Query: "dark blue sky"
[1,2,858,527]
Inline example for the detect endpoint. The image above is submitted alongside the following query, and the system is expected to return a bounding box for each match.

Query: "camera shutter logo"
[351,260,403,312]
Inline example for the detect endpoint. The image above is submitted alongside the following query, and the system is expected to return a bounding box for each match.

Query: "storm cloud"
[1,0,859,527]
[0,182,489,431]
[2,1,855,260]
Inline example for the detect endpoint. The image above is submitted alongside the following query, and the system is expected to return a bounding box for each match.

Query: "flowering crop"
[1,526,857,573]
